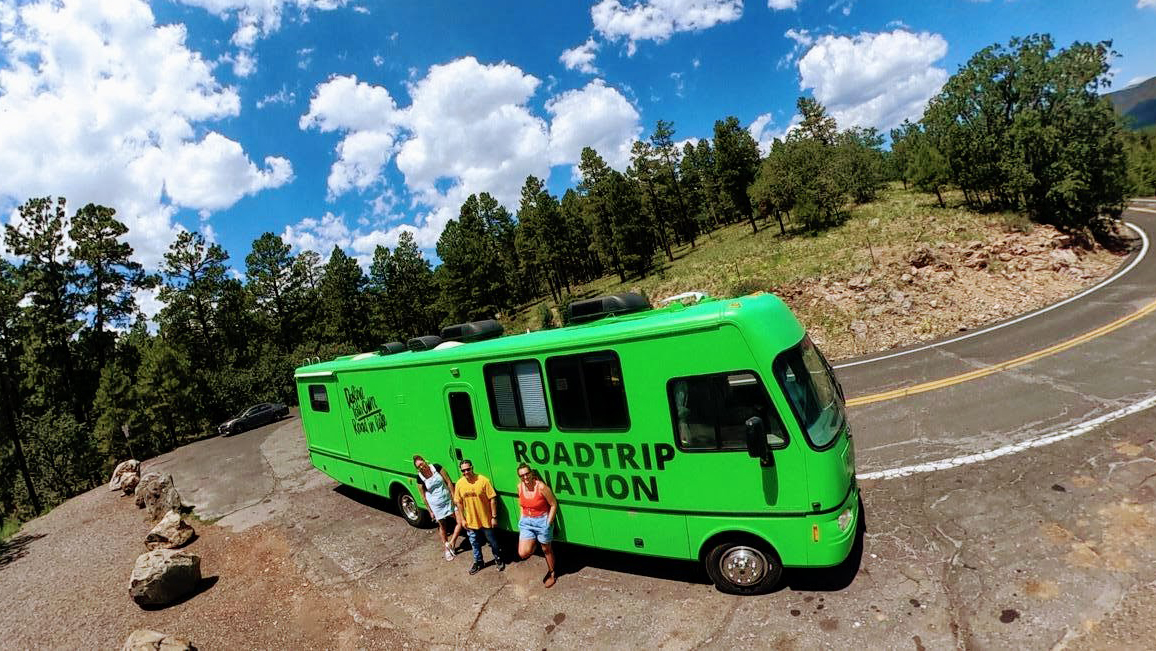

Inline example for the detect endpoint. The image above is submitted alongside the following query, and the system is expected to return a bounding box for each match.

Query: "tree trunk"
[934,187,945,208]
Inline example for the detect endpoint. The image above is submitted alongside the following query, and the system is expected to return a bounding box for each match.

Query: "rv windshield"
[773,336,846,449]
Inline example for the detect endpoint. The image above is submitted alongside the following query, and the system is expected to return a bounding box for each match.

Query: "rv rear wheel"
[395,489,430,528]
[704,538,782,595]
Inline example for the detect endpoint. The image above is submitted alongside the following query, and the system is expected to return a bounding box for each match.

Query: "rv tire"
[704,536,782,595]
[395,487,430,528]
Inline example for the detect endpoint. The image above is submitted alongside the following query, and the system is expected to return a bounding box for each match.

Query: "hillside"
[510,185,1130,361]
[1107,75,1156,129]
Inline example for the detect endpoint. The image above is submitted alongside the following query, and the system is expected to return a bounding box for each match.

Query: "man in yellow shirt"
[453,459,505,574]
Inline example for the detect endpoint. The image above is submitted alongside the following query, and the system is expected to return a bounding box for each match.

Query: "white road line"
[858,393,1156,480]
[834,221,1149,369]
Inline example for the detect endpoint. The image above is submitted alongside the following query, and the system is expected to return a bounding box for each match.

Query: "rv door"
[443,385,492,481]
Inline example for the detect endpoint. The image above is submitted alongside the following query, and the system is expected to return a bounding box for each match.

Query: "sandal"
[543,570,556,588]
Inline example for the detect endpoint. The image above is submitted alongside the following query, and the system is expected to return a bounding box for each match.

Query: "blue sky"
[1,0,1154,311]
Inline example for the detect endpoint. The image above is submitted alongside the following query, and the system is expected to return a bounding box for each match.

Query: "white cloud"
[301,74,398,132]
[281,211,352,259]
[1138,0,1155,8]
[0,0,290,267]
[797,29,948,131]
[592,0,743,55]
[297,47,314,70]
[257,85,296,108]
[561,38,602,75]
[547,80,642,172]
[174,1,347,73]
[373,54,384,67]
[778,27,813,68]
[300,60,641,250]
[148,133,294,212]
[748,112,798,153]
[767,0,799,8]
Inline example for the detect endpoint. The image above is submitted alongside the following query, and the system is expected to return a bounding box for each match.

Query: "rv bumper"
[807,485,861,567]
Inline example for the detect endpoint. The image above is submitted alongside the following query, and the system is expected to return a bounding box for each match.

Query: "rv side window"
[546,351,630,431]
[484,361,550,430]
[308,385,329,412]
[668,371,787,451]
[448,392,477,439]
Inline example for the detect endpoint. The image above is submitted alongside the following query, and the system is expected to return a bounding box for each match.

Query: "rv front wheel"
[704,538,782,595]
[395,489,430,528]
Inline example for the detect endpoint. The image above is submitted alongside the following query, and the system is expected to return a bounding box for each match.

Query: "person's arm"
[452,483,464,520]
[540,481,559,526]
[486,479,498,528]
[416,477,434,519]
[439,467,455,491]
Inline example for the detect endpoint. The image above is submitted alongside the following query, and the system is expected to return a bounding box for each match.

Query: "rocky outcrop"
[109,460,141,492]
[134,473,183,521]
[129,549,201,607]
[145,510,194,550]
[122,629,196,650]
[120,473,140,496]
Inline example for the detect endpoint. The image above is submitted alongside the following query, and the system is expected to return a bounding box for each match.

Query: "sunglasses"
[518,472,532,479]
[460,466,473,472]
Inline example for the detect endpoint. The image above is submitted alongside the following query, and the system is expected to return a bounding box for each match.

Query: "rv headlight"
[837,507,853,532]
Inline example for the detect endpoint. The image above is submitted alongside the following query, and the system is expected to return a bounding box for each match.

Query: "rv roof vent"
[379,341,407,355]
[407,335,443,352]
[441,319,504,342]
[567,292,650,325]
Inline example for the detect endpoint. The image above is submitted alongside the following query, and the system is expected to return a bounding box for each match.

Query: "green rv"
[295,292,860,594]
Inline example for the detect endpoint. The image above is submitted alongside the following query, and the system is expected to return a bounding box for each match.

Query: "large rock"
[122,629,195,650]
[146,510,194,550]
[109,460,141,492]
[121,472,140,496]
[134,473,183,521]
[129,549,201,607]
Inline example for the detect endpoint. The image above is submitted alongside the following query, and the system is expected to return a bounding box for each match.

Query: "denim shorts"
[518,514,553,544]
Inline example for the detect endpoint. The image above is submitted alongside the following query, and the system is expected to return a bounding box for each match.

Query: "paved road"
[112,205,1156,647]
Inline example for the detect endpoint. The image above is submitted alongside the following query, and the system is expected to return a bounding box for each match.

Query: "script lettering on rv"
[344,385,388,435]
[512,440,675,503]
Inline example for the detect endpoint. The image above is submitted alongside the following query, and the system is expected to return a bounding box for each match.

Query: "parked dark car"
[218,402,291,436]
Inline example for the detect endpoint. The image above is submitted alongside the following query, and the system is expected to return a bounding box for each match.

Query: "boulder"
[122,629,195,651]
[121,473,141,496]
[134,473,183,521]
[109,460,141,492]
[146,510,195,550]
[907,244,936,268]
[129,549,201,607]
[1049,248,1079,269]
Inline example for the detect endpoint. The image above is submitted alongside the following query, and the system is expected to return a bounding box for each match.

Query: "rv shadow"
[781,524,865,593]
[549,541,711,588]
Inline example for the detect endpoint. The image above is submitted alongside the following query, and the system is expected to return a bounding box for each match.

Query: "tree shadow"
[136,575,220,611]
[0,532,46,570]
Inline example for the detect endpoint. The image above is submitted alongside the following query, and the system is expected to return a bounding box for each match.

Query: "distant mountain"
[1107,76,1156,130]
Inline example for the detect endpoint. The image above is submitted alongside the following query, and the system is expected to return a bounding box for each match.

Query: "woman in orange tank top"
[516,462,559,587]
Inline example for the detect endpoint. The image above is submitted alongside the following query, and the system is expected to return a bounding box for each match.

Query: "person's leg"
[482,527,504,567]
[466,529,483,564]
[541,542,556,587]
[518,536,536,560]
[448,516,463,550]
[435,518,449,545]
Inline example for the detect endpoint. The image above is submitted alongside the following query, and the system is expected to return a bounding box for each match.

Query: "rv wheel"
[704,537,782,595]
[395,488,430,528]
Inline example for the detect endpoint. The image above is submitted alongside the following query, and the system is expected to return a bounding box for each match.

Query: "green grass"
[504,183,1021,331]
[0,517,20,542]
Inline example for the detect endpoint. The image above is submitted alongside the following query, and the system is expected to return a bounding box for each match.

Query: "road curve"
[842,206,1156,476]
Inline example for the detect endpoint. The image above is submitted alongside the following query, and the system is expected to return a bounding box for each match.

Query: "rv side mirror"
[745,416,772,466]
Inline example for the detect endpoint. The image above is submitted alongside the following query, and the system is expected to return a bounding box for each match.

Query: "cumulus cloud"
[561,38,602,74]
[592,0,743,55]
[281,211,352,259]
[748,112,799,152]
[0,0,291,267]
[796,29,948,131]
[547,80,642,172]
[1139,0,1155,8]
[300,59,641,250]
[767,0,799,8]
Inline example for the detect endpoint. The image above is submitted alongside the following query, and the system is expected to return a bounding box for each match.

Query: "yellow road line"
[847,297,1156,407]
